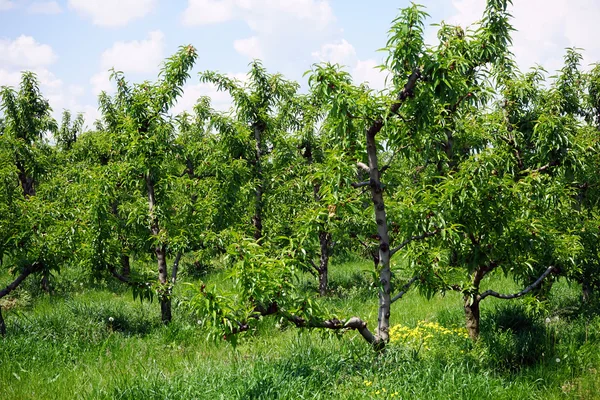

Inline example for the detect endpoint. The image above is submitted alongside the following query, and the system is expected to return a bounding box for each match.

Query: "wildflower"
[364,380,373,387]
[545,317,551,324]
[556,358,561,363]
[375,390,381,395]
[108,317,114,323]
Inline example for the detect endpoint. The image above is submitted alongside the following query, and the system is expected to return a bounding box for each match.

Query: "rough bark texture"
[146,174,171,323]
[366,129,392,345]
[464,297,481,341]
[252,122,265,241]
[318,232,331,296]
[359,68,420,346]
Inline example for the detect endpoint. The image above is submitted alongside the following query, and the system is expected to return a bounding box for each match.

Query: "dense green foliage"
[2,0,600,397]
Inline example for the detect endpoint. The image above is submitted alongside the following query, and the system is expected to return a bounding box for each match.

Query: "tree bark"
[366,129,392,345]
[120,254,131,280]
[318,232,331,296]
[16,160,35,197]
[583,281,592,303]
[464,296,480,341]
[40,271,50,293]
[0,266,35,336]
[0,307,5,336]
[146,174,171,324]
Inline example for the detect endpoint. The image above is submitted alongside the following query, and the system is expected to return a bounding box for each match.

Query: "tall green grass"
[1,260,599,399]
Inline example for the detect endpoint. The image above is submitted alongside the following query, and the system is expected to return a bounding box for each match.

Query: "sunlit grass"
[0,259,599,399]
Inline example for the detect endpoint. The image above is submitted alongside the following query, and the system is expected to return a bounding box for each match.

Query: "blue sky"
[1,0,600,127]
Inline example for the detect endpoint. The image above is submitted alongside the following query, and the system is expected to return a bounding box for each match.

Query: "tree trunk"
[583,281,592,303]
[16,160,35,197]
[0,307,5,337]
[146,174,171,324]
[464,296,481,341]
[318,232,331,296]
[120,254,131,280]
[252,123,264,241]
[366,129,392,346]
[40,271,50,293]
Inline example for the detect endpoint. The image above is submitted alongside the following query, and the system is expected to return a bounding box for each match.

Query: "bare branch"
[231,301,376,345]
[480,266,557,300]
[0,266,34,299]
[390,229,440,257]
[520,160,561,175]
[171,252,182,285]
[356,162,370,172]
[391,276,418,304]
[351,181,371,189]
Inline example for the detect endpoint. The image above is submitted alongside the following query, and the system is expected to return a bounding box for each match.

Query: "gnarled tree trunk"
[366,127,392,346]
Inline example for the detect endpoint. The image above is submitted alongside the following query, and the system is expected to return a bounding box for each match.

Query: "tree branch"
[351,181,371,189]
[521,160,561,175]
[366,68,421,139]
[171,252,182,284]
[389,229,440,257]
[479,266,557,300]
[391,276,418,304]
[356,162,370,173]
[0,266,34,299]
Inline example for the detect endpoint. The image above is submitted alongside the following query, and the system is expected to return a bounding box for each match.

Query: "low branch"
[391,276,418,304]
[171,252,182,285]
[287,315,375,344]
[351,181,371,189]
[480,266,557,300]
[308,260,320,275]
[390,229,440,257]
[356,162,370,173]
[232,300,377,345]
[109,266,132,284]
[0,266,34,299]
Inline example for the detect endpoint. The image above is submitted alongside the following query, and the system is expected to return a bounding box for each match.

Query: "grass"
[1,259,600,399]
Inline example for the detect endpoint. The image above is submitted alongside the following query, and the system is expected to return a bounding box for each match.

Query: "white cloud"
[312,40,387,90]
[0,0,14,11]
[353,59,386,90]
[183,0,335,30]
[28,1,62,14]
[90,70,113,97]
[183,0,336,61]
[100,30,164,73]
[311,39,357,66]
[233,36,263,60]
[68,0,157,27]
[173,72,248,115]
[182,0,234,25]
[0,35,57,68]
[445,0,600,73]
[89,31,165,96]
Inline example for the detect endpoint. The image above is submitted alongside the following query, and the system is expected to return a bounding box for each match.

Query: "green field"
[1,260,599,399]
